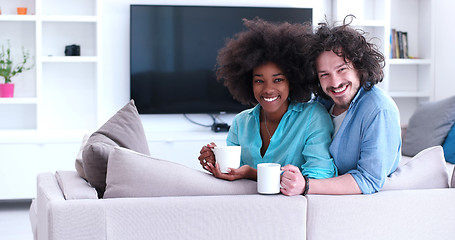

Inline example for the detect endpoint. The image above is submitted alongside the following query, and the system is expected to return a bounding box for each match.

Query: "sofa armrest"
[29,199,37,240]
[36,172,106,240]
[48,199,106,240]
[104,194,307,240]
[36,172,65,240]
[306,188,455,240]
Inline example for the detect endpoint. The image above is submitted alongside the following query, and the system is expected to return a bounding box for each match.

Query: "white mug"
[257,163,282,194]
[212,146,241,173]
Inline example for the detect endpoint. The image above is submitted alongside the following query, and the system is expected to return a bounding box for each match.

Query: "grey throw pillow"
[82,100,150,197]
[402,95,455,157]
[103,147,257,198]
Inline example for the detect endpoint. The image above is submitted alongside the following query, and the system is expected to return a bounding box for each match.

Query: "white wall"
[434,0,454,101]
[101,0,453,130]
[100,0,330,132]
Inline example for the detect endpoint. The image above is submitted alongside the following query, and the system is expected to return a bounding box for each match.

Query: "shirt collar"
[350,86,366,107]
[349,86,376,110]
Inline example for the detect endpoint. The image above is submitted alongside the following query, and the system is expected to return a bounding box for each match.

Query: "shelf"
[0,129,93,144]
[0,97,37,104]
[0,15,97,22]
[333,0,434,125]
[388,91,431,98]
[145,130,228,143]
[0,15,37,22]
[0,0,100,132]
[0,0,101,200]
[352,19,387,27]
[388,58,432,65]
[41,56,98,62]
[40,15,98,22]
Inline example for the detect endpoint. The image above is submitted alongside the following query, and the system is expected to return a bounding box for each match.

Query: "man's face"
[316,50,361,114]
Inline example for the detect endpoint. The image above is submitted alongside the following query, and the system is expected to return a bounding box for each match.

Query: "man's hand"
[280,165,306,196]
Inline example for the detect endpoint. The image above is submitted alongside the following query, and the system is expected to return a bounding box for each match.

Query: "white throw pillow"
[104,147,257,198]
[452,166,455,188]
[382,146,449,191]
[75,134,90,180]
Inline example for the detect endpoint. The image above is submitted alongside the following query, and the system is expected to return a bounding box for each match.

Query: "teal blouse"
[226,101,337,179]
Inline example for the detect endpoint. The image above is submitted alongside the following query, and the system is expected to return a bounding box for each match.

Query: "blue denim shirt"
[320,86,401,194]
[226,101,337,179]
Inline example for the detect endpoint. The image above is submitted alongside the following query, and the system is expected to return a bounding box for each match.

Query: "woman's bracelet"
[302,175,309,196]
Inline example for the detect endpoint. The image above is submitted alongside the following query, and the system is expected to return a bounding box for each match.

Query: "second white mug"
[257,163,281,194]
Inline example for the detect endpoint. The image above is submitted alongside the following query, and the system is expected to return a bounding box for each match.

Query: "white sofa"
[30,166,455,240]
[30,97,455,240]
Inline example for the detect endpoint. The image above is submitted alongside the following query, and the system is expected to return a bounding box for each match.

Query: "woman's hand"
[280,164,306,196]
[198,142,217,172]
[206,164,256,181]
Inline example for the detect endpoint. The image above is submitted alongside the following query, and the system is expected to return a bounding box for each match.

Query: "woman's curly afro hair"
[215,17,313,105]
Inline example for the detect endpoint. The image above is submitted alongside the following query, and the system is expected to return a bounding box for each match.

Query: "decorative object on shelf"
[0,83,14,97]
[17,7,27,15]
[0,40,34,98]
[64,44,80,56]
[390,29,410,59]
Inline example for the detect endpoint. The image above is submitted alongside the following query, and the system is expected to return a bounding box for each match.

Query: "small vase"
[0,83,15,98]
[17,7,27,15]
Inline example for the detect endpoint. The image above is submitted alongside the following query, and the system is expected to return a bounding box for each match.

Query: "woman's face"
[252,62,290,115]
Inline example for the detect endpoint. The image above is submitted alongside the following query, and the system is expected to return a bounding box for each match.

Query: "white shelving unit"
[333,0,434,124]
[0,0,101,199]
[0,0,101,138]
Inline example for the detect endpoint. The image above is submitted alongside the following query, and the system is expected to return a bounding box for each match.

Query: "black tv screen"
[130,5,312,114]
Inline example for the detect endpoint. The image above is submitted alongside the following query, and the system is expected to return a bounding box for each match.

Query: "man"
[280,17,401,195]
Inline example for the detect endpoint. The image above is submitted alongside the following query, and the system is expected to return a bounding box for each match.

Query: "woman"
[198,18,336,193]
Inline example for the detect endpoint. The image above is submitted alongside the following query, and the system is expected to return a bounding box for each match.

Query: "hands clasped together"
[198,143,307,196]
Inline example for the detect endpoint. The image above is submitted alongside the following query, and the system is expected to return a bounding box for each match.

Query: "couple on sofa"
[198,16,401,196]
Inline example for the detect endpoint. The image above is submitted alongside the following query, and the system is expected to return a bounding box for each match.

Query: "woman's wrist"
[249,167,258,181]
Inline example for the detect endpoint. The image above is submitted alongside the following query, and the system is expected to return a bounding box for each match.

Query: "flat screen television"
[130,5,312,114]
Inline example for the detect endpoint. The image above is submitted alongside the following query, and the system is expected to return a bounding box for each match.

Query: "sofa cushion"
[105,195,307,240]
[103,147,257,198]
[443,123,455,164]
[306,188,455,240]
[55,171,98,200]
[402,95,455,157]
[382,146,449,191]
[82,100,150,197]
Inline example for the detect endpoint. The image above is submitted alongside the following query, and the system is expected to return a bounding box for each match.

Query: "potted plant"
[0,40,34,98]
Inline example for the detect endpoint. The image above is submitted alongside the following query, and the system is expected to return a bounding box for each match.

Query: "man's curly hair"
[307,15,385,99]
[215,17,313,105]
